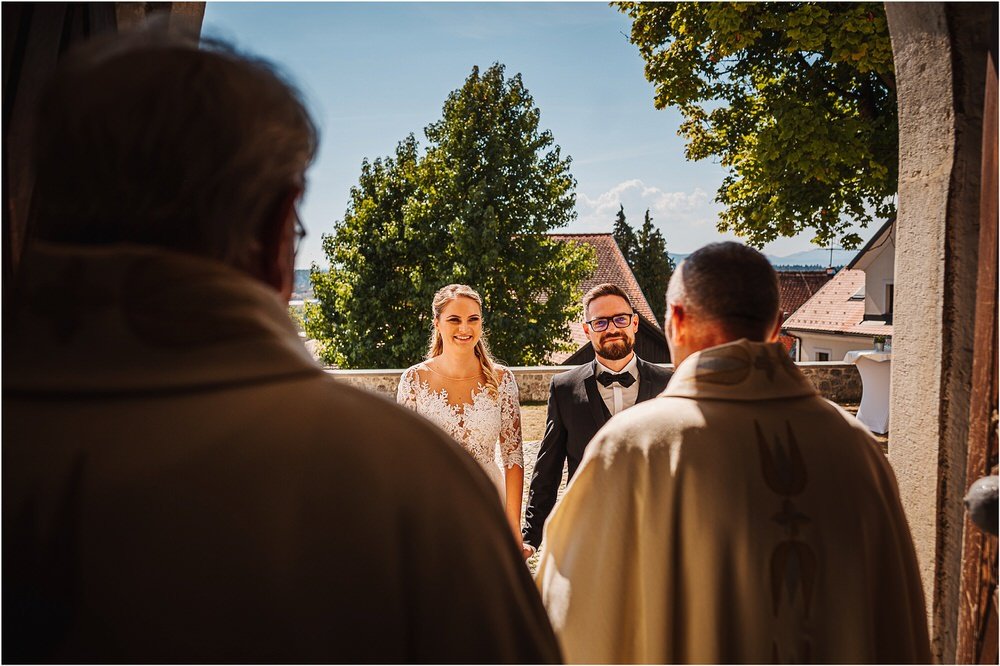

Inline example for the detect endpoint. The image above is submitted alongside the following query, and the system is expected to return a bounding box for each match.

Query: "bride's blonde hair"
[427,284,501,396]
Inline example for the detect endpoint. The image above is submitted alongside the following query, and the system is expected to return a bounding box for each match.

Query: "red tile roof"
[778,334,797,353]
[778,271,834,321]
[783,269,893,337]
[547,233,661,363]
[548,233,660,328]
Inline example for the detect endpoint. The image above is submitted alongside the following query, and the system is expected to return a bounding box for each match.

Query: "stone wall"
[796,362,862,404]
[329,368,407,396]
[328,362,862,404]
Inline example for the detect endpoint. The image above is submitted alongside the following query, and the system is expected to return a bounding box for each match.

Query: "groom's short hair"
[666,242,779,341]
[583,283,634,318]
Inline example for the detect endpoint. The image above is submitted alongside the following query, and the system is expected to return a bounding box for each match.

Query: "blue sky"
[202,2,867,270]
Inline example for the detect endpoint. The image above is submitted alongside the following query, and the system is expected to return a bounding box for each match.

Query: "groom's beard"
[596,333,633,361]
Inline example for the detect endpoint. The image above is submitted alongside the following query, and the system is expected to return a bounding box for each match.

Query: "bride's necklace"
[427,365,482,381]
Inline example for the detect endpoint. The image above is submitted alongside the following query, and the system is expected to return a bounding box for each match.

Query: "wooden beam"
[956,51,998,665]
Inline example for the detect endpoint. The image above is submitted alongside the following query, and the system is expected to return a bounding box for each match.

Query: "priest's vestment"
[536,339,930,664]
[4,243,561,663]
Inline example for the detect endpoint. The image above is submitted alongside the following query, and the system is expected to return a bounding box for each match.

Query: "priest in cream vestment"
[536,242,930,664]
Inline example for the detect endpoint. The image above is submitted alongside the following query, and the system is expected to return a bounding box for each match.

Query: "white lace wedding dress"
[396,363,524,500]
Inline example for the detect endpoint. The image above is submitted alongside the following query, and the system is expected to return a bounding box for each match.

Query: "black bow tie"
[597,371,635,388]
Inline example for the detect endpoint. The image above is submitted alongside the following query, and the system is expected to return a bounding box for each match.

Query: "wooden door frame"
[955,52,998,665]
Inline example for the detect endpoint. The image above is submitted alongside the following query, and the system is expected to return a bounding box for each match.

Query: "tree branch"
[794,51,865,103]
[877,69,896,93]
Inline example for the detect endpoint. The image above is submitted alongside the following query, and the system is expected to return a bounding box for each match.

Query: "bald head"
[665,242,780,361]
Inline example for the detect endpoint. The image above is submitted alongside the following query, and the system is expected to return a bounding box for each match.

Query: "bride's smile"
[436,297,483,351]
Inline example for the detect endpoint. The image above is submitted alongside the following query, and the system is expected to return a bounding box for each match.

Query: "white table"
[844,350,892,434]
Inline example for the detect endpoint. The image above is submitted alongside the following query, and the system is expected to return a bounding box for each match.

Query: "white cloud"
[566,178,881,257]
[571,179,724,250]
[576,179,645,220]
[646,187,710,214]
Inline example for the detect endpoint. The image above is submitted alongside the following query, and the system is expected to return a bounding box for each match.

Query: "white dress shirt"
[595,354,639,417]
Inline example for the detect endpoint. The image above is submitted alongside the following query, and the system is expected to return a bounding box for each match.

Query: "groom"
[522,283,672,557]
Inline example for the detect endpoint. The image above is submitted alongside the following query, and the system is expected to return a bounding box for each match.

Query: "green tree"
[307,135,438,367]
[631,209,674,324]
[615,2,896,249]
[612,204,637,263]
[309,64,595,368]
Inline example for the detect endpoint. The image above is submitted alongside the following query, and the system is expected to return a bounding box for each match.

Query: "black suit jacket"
[522,356,673,549]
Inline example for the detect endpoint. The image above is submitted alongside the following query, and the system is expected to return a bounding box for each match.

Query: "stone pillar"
[885,3,995,661]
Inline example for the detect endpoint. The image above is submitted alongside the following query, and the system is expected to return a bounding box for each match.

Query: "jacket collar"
[663,339,817,402]
[582,360,606,428]
[635,357,659,402]
[6,242,322,396]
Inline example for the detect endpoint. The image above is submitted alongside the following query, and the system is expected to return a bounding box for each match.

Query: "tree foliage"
[615,207,674,324]
[612,204,638,263]
[615,2,896,249]
[308,64,595,368]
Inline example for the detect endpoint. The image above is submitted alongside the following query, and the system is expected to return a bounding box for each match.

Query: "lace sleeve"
[498,368,524,469]
[396,367,418,411]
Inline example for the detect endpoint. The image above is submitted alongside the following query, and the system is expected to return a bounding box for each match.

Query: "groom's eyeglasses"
[585,313,635,332]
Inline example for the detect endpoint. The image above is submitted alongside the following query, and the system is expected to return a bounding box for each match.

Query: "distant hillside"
[669,248,854,268]
[775,264,842,272]
[293,269,314,300]
[771,248,855,266]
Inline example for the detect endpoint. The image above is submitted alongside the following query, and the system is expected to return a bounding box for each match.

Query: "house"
[548,233,669,365]
[783,220,895,361]
[776,270,835,357]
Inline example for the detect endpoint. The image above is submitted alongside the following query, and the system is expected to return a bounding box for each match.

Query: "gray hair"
[30,27,318,270]
[666,242,779,341]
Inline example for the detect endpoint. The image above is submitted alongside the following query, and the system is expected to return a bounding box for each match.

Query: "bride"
[396,284,524,544]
